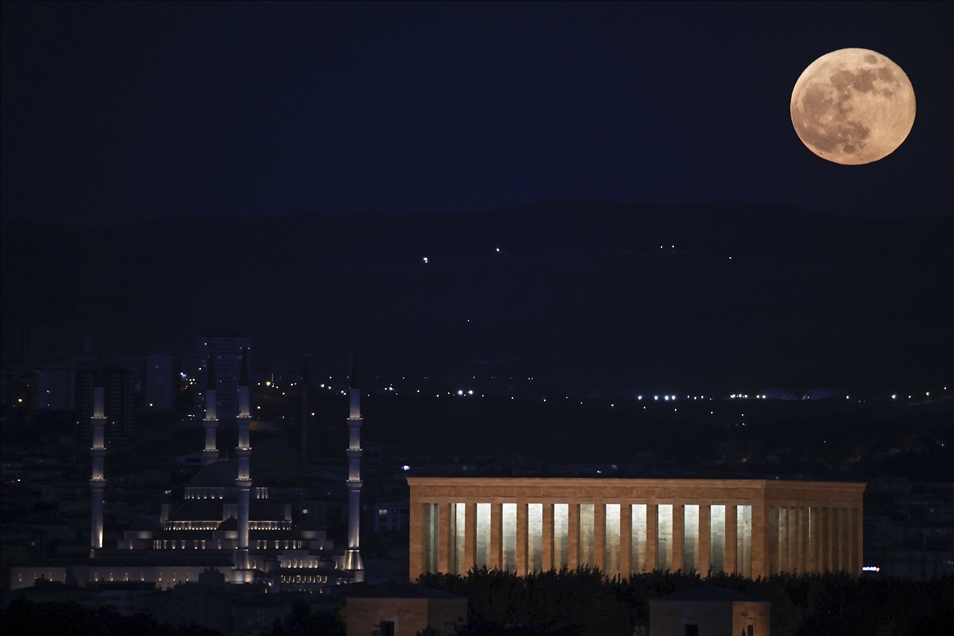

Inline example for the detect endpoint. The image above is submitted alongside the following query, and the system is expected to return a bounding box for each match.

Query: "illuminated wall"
[410,478,865,581]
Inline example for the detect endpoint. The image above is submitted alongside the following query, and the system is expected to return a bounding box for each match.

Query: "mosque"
[11,352,366,592]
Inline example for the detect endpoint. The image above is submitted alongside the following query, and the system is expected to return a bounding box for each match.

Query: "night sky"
[2,2,951,227]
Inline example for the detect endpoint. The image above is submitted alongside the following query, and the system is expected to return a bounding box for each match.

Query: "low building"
[345,583,467,636]
[649,585,771,636]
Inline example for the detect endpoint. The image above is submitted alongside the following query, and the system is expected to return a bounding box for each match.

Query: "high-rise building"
[36,362,76,410]
[193,338,253,419]
[142,353,178,411]
[76,364,136,439]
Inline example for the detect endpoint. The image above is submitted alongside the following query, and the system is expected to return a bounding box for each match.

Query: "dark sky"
[2,2,951,226]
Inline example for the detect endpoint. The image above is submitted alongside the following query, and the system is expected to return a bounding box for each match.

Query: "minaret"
[301,355,310,471]
[343,354,365,581]
[233,349,253,582]
[90,362,107,557]
[202,354,219,467]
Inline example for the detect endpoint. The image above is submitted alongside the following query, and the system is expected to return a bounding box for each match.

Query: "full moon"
[791,48,915,165]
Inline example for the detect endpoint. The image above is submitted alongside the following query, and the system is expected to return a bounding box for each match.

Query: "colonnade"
[408,478,865,580]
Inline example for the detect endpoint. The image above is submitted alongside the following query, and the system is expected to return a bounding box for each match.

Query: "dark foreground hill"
[2,201,951,393]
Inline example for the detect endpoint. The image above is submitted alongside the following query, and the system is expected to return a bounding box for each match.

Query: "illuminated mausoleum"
[408,477,865,580]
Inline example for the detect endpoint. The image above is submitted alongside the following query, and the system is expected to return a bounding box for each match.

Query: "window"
[378,621,395,636]
[684,625,699,636]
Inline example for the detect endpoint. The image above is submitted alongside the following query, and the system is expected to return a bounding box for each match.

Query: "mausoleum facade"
[407,478,865,580]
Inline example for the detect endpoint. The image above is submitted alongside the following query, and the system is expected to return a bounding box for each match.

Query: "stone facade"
[345,584,467,636]
[408,478,864,580]
[648,585,771,636]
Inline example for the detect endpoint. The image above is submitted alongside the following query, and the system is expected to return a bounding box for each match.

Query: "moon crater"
[791,48,915,165]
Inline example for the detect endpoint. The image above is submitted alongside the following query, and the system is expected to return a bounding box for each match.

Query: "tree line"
[417,567,953,636]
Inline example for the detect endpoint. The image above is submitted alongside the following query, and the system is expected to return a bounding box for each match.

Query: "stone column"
[797,506,809,573]
[646,504,658,571]
[790,506,799,573]
[767,506,778,575]
[809,506,821,573]
[464,502,476,574]
[438,503,450,574]
[594,503,606,574]
[840,508,850,572]
[542,502,554,572]
[752,501,766,579]
[725,505,737,575]
[409,500,423,580]
[672,504,684,572]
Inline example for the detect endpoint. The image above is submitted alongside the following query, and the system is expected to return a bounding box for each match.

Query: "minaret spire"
[343,351,365,581]
[202,354,219,467]
[90,356,107,557]
[233,348,253,582]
